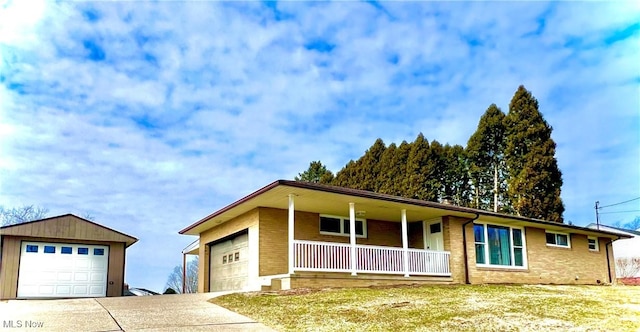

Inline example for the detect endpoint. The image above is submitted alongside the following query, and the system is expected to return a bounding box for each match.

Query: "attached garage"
[0,214,137,300]
[209,232,249,291]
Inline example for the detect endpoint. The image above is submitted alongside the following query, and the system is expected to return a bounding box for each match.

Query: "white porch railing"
[293,240,450,276]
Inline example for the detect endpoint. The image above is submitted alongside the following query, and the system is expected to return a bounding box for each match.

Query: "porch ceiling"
[180,181,476,235]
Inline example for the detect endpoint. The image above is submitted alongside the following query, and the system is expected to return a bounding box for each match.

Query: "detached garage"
[0,214,137,300]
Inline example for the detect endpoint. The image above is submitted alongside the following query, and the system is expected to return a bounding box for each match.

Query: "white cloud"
[1,1,639,291]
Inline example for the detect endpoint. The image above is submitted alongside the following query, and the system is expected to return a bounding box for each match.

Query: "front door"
[424,220,444,251]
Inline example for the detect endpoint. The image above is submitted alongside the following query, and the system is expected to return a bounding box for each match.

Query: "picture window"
[474,223,526,268]
[319,215,367,237]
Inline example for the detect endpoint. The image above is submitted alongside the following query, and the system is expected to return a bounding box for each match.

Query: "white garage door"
[17,242,109,298]
[210,233,249,291]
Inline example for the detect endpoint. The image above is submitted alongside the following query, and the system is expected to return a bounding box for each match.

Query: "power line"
[598,196,640,209]
[598,210,640,215]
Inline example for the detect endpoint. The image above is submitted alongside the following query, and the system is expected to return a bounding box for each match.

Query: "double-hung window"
[474,223,526,268]
[588,237,599,251]
[546,231,570,248]
[319,215,367,237]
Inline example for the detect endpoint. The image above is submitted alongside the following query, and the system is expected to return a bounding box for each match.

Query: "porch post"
[401,209,409,277]
[288,194,295,275]
[182,252,187,293]
[349,202,357,276]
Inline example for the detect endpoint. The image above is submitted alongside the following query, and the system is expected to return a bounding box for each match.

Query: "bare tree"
[165,257,199,293]
[612,217,640,231]
[616,257,640,278]
[0,205,49,226]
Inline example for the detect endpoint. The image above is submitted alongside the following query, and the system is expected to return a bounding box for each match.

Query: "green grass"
[211,284,640,331]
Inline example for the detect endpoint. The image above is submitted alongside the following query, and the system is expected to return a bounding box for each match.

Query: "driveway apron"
[0,293,274,331]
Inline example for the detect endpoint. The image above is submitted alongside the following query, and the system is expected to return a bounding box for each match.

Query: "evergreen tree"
[378,141,411,196]
[466,104,507,211]
[332,160,357,187]
[403,133,431,199]
[377,143,398,195]
[504,85,564,222]
[426,140,447,201]
[295,161,334,184]
[332,139,386,191]
[356,138,387,191]
[442,144,472,206]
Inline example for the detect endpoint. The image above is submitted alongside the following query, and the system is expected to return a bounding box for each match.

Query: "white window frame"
[319,214,367,238]
[545,231,571,248]
[474,222,528,269]
[588,236,599,252]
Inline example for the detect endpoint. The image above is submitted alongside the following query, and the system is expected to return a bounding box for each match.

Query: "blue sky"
[1,1,639,292]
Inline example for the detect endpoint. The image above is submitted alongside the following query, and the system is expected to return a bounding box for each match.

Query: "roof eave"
[179,180,630,239]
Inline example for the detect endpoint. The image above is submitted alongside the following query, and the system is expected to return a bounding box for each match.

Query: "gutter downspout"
[605,237,619,284]
[462,213,481,285]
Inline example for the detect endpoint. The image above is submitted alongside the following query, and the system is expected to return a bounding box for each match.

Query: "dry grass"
[211,284,640,331]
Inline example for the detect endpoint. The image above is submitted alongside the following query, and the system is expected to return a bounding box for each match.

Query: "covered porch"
[286,195,451,278]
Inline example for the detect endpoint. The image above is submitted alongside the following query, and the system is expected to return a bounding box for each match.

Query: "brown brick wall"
[259,207,404,246]
[286,272,452,289]
[257,207,408,277]
[257,207,297,276]
[408,221,424,249]
[446,217,614,285]
[198,208,259,292]
[445,216,467,283]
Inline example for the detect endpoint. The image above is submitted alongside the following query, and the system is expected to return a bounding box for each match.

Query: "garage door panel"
[73,285,88,295]
[210,233,249,292]
[17,242,109,298]
[91,272,105,282]
[56,285,72,295]
[74,273,89,281]
[59,272,73,281]
[38,285,54,295]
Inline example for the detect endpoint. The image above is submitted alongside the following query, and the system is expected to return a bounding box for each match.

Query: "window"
[319,215,367,237]
[44,246,56,254]
[26,245,38,253]
[474,223,526,268]
[430,223,442,234]
[546,231,570,248]
[223,255,227,264]
[474,224,486,264]
[94,248,105,256]
[61,246,72,254]
[235,252,240,261]
[320,216,341,233]
[228,254,233,263]
[78,247,89,255]
[588,237,599,251]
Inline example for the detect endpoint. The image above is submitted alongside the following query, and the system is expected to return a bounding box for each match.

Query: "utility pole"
[595,201,600,230]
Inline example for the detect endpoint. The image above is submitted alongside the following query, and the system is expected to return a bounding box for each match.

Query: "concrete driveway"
[0,293,275,331]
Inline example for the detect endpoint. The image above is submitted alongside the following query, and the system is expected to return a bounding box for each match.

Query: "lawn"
[211,284,640,331]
